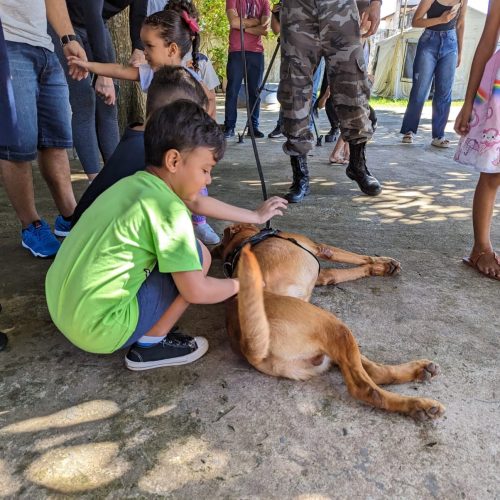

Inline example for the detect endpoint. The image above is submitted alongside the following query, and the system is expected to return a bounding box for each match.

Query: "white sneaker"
[194,223,220,245]
[431,137,450,148]
[402,132,414,144]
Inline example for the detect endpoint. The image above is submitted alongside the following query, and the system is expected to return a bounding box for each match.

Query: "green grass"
[370,96,464,108]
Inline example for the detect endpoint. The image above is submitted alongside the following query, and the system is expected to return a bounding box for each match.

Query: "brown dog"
[214,225,445,420]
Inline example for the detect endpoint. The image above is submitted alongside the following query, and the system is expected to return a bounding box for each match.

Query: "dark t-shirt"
[67,0,147,62]
[72,127,146,226]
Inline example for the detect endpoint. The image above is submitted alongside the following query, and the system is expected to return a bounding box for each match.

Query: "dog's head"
[211,223,260,261]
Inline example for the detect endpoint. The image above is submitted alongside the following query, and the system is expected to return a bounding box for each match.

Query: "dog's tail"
[237,245,270,364]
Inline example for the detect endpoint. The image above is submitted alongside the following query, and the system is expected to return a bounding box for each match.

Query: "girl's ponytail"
[164,0,201,72]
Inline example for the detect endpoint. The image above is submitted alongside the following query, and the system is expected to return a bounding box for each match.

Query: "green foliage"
[195,0,230,80]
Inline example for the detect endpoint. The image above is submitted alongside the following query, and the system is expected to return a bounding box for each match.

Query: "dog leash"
[223,228,321,278]
[237,0,270,229]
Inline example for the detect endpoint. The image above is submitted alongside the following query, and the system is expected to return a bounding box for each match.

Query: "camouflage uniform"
[278,0,372,156]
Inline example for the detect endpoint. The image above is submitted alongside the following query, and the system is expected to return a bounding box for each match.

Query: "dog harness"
[223,228,321,278]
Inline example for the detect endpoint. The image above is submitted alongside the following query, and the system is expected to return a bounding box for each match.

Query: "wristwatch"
[60,34,77,46]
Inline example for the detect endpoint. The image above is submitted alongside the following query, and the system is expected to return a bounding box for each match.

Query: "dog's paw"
[410,399,445,421]
[371,258,401,277]
[414,361,440,382]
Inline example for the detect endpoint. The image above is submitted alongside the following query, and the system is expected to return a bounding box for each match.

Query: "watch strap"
[60,34,77,46]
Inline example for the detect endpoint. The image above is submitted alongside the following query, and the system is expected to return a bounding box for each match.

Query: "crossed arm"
[227,9,270,37]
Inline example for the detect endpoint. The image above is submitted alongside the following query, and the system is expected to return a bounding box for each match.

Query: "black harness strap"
[223,228,321,278]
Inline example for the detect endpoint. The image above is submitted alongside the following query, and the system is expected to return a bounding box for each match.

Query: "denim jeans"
[224,51,264,130]
[0,41,72,161]
[122,242,203,349]
[0,19,19,147]
[400,29,458,139]
[51,25,120,175]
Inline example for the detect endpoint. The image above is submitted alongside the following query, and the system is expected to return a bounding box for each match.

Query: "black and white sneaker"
[125,332,208,371]
[268,125,284,138]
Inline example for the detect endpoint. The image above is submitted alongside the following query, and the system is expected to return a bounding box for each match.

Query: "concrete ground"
[0,101,498,499]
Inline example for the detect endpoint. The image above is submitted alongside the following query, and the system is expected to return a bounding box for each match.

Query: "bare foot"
[329,153,346,164]
[463,250,500,280]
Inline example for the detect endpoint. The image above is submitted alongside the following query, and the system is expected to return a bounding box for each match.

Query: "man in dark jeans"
[223,0,270,139]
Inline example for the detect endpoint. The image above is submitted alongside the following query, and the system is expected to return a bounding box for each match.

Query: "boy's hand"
[255,196,288,224]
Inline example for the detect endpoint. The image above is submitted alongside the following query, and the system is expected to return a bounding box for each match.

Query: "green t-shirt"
[46,171,202,354]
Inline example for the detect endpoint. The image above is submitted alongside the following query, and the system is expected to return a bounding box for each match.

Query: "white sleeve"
[139,64,154,92]
[199,58,220,91]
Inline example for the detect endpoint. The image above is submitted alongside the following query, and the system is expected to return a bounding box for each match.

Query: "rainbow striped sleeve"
[474,86,489,104]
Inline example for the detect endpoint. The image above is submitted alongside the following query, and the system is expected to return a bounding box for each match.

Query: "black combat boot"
[285,155,310,203]
[346,142,382,196]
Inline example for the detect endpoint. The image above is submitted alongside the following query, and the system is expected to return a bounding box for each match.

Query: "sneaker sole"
[54,229,70,237]
[21,240,57,258]
[125,336,209,371]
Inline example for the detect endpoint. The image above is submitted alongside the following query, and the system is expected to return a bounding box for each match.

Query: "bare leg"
[468,172,500,278]
[329,137,348,164]
[143,242,211,337]
[37,148,77,218]
[0,160,39,228]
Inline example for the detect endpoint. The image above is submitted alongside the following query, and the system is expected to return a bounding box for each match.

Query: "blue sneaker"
[21,220,61,258]
[54,215,72,237]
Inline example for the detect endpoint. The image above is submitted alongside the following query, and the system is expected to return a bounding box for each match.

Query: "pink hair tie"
[181,10,200,34]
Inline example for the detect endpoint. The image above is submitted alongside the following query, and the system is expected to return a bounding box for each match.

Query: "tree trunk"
[108,8,146,133]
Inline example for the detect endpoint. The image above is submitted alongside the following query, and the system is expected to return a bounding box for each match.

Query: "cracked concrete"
[0,100,498,498]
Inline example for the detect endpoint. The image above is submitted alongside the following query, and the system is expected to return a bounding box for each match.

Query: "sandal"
[431,137,450,148]
[329,154,349,165]
[462,251,500,280]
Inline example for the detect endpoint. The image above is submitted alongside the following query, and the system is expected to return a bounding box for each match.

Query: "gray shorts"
[121,242,203,349]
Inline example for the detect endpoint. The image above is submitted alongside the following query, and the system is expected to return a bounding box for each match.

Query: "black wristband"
[60,34,77,46]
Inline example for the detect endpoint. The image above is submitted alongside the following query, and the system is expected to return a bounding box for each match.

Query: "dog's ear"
[214,225,238,257]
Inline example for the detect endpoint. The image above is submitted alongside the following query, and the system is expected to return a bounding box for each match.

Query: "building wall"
[452,8,486,99]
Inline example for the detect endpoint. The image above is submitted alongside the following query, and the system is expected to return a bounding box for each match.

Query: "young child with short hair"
[46,100,287,371]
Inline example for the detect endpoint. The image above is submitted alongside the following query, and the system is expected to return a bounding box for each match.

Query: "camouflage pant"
[277,0,372,156]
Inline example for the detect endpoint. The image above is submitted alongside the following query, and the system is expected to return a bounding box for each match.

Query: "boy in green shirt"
[46,99,287,370]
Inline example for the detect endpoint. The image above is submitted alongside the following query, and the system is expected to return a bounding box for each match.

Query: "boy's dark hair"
[146,65,208,117]
[144,9,200,72]
[145,100,225,167]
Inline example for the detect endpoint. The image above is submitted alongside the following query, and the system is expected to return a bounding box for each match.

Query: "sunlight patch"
[0,459,21,496]
[145,404,177,417]
[138,436,229,494]
[25,442,129,493]
[0,400,120,434]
